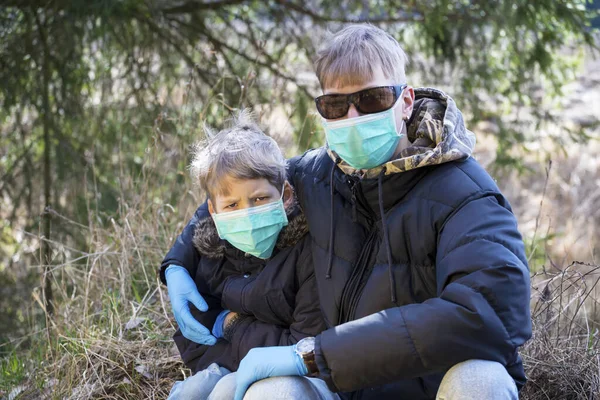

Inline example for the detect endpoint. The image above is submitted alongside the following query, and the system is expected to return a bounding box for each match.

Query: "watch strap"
[301,349,319,377]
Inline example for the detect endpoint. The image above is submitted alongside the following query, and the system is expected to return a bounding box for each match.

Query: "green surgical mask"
[211,192,288,259]
[322,98,404,170]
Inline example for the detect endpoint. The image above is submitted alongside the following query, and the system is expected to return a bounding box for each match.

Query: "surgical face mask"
[211,191,288,259]
[321,98,404,170]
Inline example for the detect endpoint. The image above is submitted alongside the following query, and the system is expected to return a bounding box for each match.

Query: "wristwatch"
[294,337,319,376]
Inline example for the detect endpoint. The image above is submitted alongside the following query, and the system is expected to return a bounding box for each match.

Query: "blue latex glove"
[234,345,307,400]
[165,265,217,345]
[212,309,231,338]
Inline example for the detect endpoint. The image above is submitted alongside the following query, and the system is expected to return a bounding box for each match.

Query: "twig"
[528,159,552,267]
[161,0,248,15]
[45,207,91,230]
[274,0,423,23]
[124,217,151,290]
[157,277,177,332]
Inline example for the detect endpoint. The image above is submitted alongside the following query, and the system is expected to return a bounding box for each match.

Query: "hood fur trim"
[192,197,308,259]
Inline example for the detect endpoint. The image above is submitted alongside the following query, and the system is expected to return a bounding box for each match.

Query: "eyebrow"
[249,190,272,198]
[218,195,239,203]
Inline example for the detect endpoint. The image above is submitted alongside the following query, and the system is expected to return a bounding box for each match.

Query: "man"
[161,24,531,400]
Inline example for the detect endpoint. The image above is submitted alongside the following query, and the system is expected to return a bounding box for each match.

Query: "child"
[166,111,326,400]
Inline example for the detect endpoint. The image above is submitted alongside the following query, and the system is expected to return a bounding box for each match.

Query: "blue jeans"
[168,359,517,399]
[167,363,231,400]
[167,363,338,400]
[436,359,518,399]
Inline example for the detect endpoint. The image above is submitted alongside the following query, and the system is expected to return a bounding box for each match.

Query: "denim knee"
[436,359,518,400]
[243,376,341,400]
[207,371,237,400]
[168,363,230,400]
[243,377,311,400]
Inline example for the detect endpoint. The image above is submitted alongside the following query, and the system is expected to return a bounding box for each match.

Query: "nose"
[346,104,360,119]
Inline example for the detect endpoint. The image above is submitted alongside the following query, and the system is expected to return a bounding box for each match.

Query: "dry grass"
[1,204,192,399]
[522,262,600,400]
[0,131,200,399]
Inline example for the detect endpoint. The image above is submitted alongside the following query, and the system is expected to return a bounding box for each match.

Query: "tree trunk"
[36,10,54,316]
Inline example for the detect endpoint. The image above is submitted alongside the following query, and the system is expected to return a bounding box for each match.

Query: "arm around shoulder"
[159,202,210,284]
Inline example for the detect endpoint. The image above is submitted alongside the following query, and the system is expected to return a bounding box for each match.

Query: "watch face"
[296,337,316,353]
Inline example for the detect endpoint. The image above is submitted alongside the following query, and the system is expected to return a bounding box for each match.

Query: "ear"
[208,199,215,215]
[282,181,294,209]
[402,86,415,121]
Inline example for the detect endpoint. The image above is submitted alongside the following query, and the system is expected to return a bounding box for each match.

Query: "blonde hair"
[314,24,409,89]
[190,110,286,198]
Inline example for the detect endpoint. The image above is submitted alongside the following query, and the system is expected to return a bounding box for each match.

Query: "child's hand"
[223,311,238,330]
[165,265,217,345]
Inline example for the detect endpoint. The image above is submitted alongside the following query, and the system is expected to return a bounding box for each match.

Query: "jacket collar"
[192,195,308,259]
[333,163,430,222]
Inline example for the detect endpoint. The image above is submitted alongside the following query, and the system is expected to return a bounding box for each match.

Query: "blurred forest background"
[1,1,600,399]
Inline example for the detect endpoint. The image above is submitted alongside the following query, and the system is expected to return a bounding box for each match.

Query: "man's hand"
[165,265,217,345]
[234,345,306,400]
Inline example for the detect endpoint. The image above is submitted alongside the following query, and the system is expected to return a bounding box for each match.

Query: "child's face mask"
[211,188,288,259]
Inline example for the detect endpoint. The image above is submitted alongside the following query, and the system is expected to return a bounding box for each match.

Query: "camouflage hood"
[328,87,476,179]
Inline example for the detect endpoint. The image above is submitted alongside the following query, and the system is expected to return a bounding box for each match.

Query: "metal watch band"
[295,337,319,376]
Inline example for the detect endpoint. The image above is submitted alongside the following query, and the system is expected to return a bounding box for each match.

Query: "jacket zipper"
[337,229,377,324]
[340,178,377,400]
[347,174,374,223]
[338,178,377,325]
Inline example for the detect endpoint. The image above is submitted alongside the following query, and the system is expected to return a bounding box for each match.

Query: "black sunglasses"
[315,84,407,120]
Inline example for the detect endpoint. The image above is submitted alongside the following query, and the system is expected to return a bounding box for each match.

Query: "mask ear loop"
[279,183,288,213]
[387,93,406,138]
[280,183,290,212]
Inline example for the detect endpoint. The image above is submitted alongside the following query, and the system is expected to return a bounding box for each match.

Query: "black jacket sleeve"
[160,202,209,284]
[227,282,325,367]
[314,193,532,392]
[226,242,325,368]
[173,333,237,373]
[176,242,326,371]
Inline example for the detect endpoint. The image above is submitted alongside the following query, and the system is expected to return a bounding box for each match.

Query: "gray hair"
[189,110,286,198]
[314,24,409,89]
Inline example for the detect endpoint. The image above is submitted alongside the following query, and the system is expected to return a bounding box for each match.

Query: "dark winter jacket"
[162,88,532,399]
[172,200,326,373]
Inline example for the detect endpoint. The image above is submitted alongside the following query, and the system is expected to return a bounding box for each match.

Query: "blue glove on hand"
[165,265,217,345]
[234,345,307,400]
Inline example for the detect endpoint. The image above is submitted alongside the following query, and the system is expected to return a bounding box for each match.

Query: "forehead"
[212,176,279,200]
[323,64,394,95]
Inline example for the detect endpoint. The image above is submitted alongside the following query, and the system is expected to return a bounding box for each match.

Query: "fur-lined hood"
[192,197,308,259]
